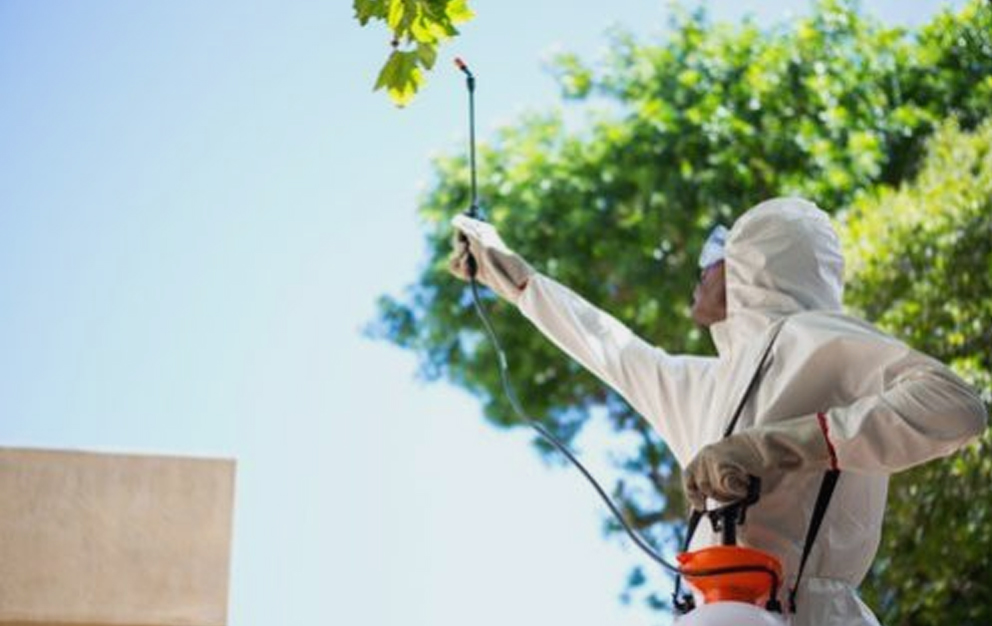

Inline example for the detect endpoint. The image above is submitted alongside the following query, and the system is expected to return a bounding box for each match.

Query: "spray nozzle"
[454,57,475,94]
[454,57,473,77]
[706,475,762,545]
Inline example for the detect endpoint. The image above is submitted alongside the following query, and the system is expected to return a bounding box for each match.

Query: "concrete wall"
[0,447,235,626]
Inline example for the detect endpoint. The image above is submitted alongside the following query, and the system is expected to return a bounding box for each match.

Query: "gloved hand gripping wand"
[452,59,782,611]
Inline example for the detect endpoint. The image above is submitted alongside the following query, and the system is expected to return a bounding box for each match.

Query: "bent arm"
[517,273,712,463]
[824,353,987,474]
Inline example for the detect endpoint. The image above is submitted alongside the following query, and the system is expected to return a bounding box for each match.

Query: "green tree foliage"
[840,119,992,626]
[353,0,474,106]
[369,0,992,615]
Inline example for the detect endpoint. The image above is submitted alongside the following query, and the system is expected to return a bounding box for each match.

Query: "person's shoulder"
[784,310,902,345]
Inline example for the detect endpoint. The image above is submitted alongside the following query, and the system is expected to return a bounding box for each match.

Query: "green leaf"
[386,0,406,31]
[372,50,402,91]
[353,0,387,25]
[373,50,423,107]
[445,0,474,24]
[416,43,438,70]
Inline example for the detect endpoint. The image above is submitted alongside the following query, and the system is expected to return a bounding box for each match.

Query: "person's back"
[689,309,962,624]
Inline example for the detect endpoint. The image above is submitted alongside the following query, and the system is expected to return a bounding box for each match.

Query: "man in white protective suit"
[449,197,987,626]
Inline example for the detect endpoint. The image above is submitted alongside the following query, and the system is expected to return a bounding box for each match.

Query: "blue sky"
[0,1,966,625]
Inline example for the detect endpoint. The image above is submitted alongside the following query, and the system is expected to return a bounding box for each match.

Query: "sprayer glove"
[449,215,534,305]
[683,414,832,511]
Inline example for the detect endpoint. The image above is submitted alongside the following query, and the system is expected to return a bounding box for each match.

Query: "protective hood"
[711,198,844,356]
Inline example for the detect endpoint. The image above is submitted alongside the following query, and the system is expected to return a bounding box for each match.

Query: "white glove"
[682,414,832,510]
[449,214,534,305]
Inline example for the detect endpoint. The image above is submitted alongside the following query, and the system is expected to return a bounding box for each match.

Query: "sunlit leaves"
[353,0,387,25]
[548,52,593,99]
[354,0,474,106]
[373,50,422,106]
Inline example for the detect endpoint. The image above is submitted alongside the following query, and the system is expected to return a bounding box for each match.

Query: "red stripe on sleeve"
[817,411,839,471]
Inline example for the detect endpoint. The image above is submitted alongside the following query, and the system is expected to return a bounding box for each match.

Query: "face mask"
[699,225,729,269]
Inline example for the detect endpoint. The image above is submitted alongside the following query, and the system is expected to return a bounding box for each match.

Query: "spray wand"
[454,58,478,219]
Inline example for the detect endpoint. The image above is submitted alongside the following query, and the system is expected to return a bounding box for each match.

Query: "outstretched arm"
[449,215,713,464]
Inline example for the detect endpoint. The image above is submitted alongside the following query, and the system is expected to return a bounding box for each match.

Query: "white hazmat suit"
[451,197,987,625]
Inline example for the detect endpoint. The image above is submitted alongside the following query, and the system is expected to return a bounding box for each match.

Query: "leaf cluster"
[354,0,474,106]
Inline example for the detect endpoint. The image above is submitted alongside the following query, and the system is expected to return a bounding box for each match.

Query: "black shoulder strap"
[788,468,840,613]
[722,319,787,438]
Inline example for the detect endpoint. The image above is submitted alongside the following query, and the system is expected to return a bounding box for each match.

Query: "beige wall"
[0,447,235,626]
